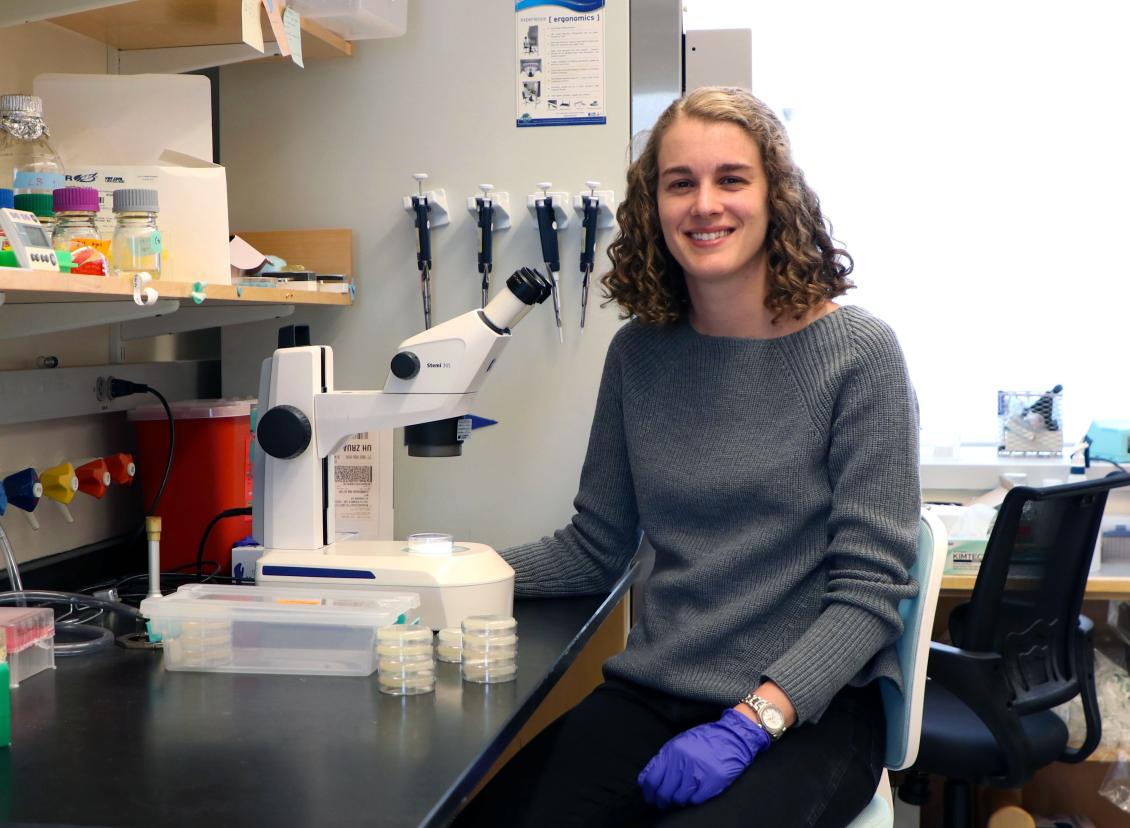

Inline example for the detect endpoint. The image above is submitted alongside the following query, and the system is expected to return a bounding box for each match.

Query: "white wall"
[219,0,632,548]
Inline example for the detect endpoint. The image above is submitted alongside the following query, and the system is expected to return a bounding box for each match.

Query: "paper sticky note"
[242,0,265,52]
[283,8,304,68]
[261,0,290,56]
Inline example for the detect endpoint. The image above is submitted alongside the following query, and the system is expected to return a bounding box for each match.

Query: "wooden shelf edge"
[0,270,351,306]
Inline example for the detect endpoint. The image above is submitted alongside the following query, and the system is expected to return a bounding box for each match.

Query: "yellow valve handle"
[40,462,79,505]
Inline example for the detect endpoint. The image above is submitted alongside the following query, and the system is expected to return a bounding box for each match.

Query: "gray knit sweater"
[502,305,920,724]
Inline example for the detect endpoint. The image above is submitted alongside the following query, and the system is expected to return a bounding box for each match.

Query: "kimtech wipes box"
[34,73,231,285]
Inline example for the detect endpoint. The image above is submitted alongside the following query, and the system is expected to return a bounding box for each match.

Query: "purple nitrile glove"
[637,708,771,809]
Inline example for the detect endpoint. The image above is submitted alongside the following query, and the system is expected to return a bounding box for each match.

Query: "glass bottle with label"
[14,193,56,236]
[52,187,110,277]
[0,95,65,195]
[110,188,161,280]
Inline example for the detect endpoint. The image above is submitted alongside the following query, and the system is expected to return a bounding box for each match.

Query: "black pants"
[454,678,884,828]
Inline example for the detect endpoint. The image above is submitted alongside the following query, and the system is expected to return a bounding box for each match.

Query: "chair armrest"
[1061,616,1102,764]
[927,642,1035,787]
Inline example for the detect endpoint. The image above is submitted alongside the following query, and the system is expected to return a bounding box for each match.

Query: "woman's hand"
[637,708,771,809]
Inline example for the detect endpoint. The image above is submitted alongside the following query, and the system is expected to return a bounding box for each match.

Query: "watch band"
[739,693,788,740]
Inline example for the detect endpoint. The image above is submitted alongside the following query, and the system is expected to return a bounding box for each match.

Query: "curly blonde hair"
[603,87,854,324]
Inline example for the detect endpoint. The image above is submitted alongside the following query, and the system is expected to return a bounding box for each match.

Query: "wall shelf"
[1,0,353,73]
[0,270,351,306]
[0,230,351,338]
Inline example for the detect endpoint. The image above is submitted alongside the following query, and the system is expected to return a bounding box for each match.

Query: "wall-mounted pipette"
[531,182,569,342]
[410,173,434,329]
[572,182,616,329]
[466,186,511,308]
[476,184,494,308]
[578,181,601,329]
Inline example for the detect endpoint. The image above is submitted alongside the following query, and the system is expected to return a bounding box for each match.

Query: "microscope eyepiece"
[506,267,553,305]
[482,267,553,332]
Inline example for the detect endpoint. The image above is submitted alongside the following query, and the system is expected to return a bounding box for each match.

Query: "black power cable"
[197,507,253,580]
[106,378,175,515]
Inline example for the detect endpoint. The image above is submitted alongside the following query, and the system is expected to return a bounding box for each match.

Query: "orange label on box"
[68,242,110,276]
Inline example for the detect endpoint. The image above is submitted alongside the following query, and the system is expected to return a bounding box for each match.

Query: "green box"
[0,663,9,747]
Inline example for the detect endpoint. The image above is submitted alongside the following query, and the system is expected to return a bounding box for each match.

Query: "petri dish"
[407,533,454,556]
[377,625,434,645]
[461,615,517,636]
[462,659,518,684]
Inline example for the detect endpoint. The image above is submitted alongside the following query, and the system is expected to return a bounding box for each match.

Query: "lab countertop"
[0,567,636,828]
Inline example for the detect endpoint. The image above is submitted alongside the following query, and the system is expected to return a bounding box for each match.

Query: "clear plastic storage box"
[141,584,419,676]
[0,607,56,687]
[285,0,406,41]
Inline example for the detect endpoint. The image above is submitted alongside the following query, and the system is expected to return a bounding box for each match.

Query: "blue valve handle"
[535,197,560,273]
[3,468,41,513]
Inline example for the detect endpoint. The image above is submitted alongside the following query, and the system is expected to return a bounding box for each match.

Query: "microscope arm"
[256,268,551,552]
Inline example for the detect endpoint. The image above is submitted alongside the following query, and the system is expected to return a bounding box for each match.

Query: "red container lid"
[127,399,253,422]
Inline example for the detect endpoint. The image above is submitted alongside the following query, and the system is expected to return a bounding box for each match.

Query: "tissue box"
[945,539,989,575]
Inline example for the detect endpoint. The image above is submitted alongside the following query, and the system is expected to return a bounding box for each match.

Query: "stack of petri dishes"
[376,625,435,695]
[461,614,518,684]
[435,628,463,663]
[165,619,232,669]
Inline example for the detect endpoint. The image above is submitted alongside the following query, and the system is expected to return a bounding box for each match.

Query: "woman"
[455,87,920,827]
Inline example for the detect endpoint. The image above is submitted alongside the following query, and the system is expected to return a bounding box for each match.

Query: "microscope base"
[255,540,514,630]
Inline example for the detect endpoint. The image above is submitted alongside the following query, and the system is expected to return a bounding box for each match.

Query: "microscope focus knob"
[390,351,421,380]
[257,405,312,459]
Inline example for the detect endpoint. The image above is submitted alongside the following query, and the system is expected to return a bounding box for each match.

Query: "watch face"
[762,707,785,731]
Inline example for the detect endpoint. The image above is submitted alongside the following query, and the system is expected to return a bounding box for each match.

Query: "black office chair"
[906,472,1130,827]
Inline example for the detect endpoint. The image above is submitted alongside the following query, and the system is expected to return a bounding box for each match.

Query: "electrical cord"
[0,591,143,618]
[107,379,175,516]
[197,507,252,580]
[0,521,26,599]
[1092,456,1128,474]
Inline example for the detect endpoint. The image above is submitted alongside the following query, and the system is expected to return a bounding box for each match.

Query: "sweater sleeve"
[762,318,921,723]
[500,334,641,596]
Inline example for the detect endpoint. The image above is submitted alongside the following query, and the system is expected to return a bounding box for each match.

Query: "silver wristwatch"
[739,693,788,740]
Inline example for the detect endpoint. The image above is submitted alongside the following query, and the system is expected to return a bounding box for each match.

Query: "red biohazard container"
[128,400,254,574]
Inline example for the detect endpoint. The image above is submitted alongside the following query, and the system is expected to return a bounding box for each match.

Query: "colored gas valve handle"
[103,453,136,485]
[2,468,43,512]
[40,463,79,505]
[76,459,111,499]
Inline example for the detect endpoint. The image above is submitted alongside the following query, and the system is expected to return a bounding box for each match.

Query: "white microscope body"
[253,269,552,629]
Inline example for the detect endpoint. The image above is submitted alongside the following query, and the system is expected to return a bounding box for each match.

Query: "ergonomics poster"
[515,0,606,127]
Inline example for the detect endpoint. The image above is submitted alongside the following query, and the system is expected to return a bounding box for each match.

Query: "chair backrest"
[952,473,1130,713]
[880,509,948,770]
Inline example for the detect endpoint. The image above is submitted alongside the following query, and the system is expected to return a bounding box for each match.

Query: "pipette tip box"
[0,607,56,688]
[141,584,420,676]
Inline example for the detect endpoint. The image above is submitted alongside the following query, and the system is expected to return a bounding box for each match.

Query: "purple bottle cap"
[53,186,100,213]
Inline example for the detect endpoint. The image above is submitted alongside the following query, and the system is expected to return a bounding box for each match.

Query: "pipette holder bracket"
[572,191,616,229]
[401,188,450,228]
[465,192,512,230]
[526,192,571,229]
